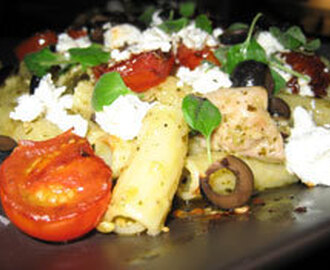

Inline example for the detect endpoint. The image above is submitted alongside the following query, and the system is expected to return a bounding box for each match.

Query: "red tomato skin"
[67,28,88,39]
[93,50,175,92]
[15,30,58,61]
[176,44,221,70]
[0,130,112,242]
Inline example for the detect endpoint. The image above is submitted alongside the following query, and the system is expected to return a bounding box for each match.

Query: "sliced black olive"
[219,29,248,45]
[268,97,291,119]
[0,135,17,163]
[230,60,274,96]
[200,155,254,209]
[29,75,41,94]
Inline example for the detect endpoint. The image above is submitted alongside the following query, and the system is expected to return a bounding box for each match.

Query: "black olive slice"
[219,29,248,45]
[230,60,274,96]
[0,135,17,152]
[268,97,291,119]
[200,155,254,209]
[0,136,17,163]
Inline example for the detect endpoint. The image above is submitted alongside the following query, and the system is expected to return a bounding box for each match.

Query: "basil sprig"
[195,14,213,34]
[24,47,67,77]
[224,13,267,74]
[68,44,110,70]
[270,26,321,51]
[92,72,133,111]
[179,2,195,17]
[182,94,222,163]
[24,44,110,77]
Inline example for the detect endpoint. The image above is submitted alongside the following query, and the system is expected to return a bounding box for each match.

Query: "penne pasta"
[278,93,330,126]
[98,104,189,235]
[177,152,298,201]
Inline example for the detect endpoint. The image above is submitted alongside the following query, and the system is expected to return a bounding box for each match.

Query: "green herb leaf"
[270,68,286,94]
[225,13,267,73]
[182,94,222,163]
[92,72,132,111]
[227,22,249,32]
[286,26,306,44]
[24,47,67,77]
[226,37,267,73]
[270,26,321,51]
[139,6,157,25]
[304,38,321,51]
[179,2,195,17]
[195,14,212,34]
[69,44,110,70]
[158,17,189,33]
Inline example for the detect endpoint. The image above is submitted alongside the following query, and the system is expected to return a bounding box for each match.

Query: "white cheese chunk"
[95,95,154,140]
[138,26,172,52]
[103,23,142,50]
[10,74,88,137]
[56,32,92,54]
[285,106,330,186]
[150,9,164,27]
[256,31,285,56]
[176,63,232,93]
[175,22,218,50]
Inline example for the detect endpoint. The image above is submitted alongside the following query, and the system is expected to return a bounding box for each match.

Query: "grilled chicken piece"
[205,86,285,162]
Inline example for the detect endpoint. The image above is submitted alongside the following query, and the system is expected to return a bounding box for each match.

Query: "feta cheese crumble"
[176,63,232,93]
[285,106,330,186]
[10,74,88,137]
[56,32,92,54]
[175,22,218,50]
[256,31,285,56]
[108,24,172,61]
[95,95,154,140]
[103,23,142,50]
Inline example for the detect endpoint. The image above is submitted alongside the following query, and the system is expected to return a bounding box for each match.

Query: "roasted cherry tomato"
[67,28,88,39]
[0,130,112,242]
[93,50,175,92]
[15,30,58,61]
[176,44,221,70]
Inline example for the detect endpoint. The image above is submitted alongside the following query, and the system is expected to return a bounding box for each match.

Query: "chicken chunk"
[205,87,285,162]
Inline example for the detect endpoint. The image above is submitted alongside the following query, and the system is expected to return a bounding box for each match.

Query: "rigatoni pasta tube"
[177,152,298,201]
[98,104,188,236]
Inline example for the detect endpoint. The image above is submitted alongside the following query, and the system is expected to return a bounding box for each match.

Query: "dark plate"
[1,183,330,270]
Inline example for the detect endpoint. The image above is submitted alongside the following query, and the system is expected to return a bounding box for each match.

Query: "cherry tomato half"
[15,30,58,61]
[176,44,221,70]
[67,28,88,39]
[0,130,112,242]
[93,50,175,92]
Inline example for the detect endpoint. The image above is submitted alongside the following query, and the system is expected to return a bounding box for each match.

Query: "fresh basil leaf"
[270,68,286,94]
[270,25,320,51]
[158,17,189,33]
[286,26,306,44]
[270,26,300,50]
[182,94,221,163]
[139,6,157,25]
[195,14,212,34]
[227,22,249,31]
[304,38,321,51]
[92,72,132,111]
[226,37,267,74]
[24,47,67,77]
[224,13,266,73]
[179,2,195,17]
[69,44,110,70]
